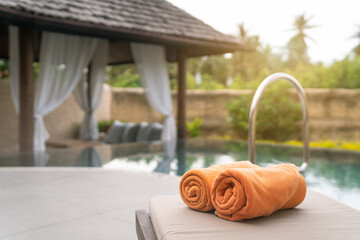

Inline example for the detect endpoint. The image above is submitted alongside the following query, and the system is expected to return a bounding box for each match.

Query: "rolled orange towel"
[211,164,306,221]
[179,161,257,212]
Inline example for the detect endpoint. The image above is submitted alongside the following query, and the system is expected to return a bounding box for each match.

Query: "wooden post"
[18,27,34,152]
[84,63,92,141]
[87,63,92,110]
[177,50,187,140]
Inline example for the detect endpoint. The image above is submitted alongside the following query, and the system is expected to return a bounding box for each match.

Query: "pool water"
[0,139,359,210]
[103,140,360,210]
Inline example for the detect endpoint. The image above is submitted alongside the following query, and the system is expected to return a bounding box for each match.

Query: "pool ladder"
[248,73,309,172]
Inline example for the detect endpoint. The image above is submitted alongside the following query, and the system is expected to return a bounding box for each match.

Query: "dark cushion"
[148,123,163,141]
[103,120,126,144]
[122,123,140,143]
[136,121,150,142]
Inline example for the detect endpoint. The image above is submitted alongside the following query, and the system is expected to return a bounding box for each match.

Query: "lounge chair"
[135,190,360,240]
[135,74,360,239]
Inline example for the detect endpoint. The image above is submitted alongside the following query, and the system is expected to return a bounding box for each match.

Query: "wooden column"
[84,63,92,141]
[19,27,35,152]
[177,50,187,140]
[87,63,92,109]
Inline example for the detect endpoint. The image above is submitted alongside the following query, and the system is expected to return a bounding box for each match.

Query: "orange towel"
[179,161,257,212]
[211,164,306,221]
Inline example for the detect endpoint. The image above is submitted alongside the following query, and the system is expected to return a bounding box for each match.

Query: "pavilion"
[0,0,249,153]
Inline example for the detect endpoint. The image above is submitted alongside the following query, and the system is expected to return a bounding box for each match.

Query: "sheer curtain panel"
[130,43,176,159]
[74,40,109,140]
[9,26,20,113]
[34,32,98,151]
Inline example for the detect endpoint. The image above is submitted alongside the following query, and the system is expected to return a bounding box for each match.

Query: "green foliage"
[104,51,360,91]
[33,62,40,81]
[168,63,179,90]
[106,63,178,89]
[0,59,9,79]
[199,56,230,86]
[186,117,203,138]
[104,17,360,91]
[185,72,197,89]
[286,55,360,89]
[226,83,302,141]
[98,120,114,133]
[0,59,39,80]
[197,73,225,90]
[230,27,283,85]
[106,64,141,88]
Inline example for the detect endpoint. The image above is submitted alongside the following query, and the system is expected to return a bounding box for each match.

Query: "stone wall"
[44,84,112,139]
[1,80,360,152]
[0,79,18,152]
[111,88,252,136]
[0,79,112,152]
[305,89,360,140]
[111,88,360,141]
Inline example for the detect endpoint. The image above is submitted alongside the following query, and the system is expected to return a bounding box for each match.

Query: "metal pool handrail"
[248,73,309,172]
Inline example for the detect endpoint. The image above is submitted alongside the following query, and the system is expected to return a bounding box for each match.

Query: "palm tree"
[286,14,316,68]
[237,23,261,49]
[238,23,248,43]
[230,23,283,85]
[230,23,262,82]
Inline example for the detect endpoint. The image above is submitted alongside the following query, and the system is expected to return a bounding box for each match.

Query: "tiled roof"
[0,0,239,45]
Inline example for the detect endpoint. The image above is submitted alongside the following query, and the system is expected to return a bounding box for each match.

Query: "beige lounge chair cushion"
[149,190,360,240]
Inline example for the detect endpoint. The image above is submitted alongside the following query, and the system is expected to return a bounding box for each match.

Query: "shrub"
[0,59,9,79]
[226,82,302,141]
[98,120,115,133]
[286,139,360,151]
[186,117,203,138]
[106,65,141,88]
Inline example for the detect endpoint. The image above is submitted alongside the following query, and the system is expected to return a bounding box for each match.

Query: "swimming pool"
[0,139,359,210]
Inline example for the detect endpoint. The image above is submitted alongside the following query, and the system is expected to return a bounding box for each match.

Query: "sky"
[167,0,360,64]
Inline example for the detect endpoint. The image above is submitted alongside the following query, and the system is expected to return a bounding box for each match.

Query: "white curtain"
[9,26,20,113]
[130,43,176,159]
[34,32,98,151]
[74,40,109,140]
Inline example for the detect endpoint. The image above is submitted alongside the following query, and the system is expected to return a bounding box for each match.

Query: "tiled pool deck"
[0,168,180,240]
